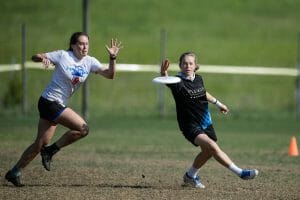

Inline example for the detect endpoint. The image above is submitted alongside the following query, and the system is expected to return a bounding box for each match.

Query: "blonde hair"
[179,52,199,71]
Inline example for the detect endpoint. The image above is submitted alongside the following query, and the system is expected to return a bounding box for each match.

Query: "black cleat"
[41,149,52,171]
[5,170,24,187]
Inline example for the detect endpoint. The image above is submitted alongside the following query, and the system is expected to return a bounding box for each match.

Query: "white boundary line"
[0,61,298,76]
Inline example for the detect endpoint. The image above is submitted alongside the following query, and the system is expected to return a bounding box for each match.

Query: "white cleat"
[183,173,205,188]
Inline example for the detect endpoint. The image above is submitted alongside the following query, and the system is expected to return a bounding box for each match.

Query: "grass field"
[1,110,300,199]
[1,70,300,199]
[1,0,300,199]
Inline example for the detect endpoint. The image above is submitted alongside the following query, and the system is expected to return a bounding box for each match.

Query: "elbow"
[99,68,115,79]
[103,72,115,79]
[108,73,115,79]
[107,70,116,79]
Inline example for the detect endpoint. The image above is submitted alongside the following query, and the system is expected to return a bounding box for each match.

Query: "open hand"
[105,38,123,58]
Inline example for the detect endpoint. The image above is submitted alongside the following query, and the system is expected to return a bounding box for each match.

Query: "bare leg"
[6,107,87,185]
[187,133,258,182]
[40,108,88,171]
[15,119,57,169]
[192,148,213,169]
[194,134,233,168]
[53,107,88,149]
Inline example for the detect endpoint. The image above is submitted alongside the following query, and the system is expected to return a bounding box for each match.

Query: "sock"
[11,166,21,177]
[45,143,60,156]
[187,166,199,178]
[229,163,243,176]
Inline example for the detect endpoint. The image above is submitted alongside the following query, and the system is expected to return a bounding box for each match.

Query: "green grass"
[0,69,297,116]
[1,112,299,158]
[0,70,299,165]
[0,0,300,67]
[1,70,299,199]
[1,2,300,198]
[1,106,299,199]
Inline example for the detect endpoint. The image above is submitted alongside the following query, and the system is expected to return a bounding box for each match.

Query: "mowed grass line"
[0,114,299,199]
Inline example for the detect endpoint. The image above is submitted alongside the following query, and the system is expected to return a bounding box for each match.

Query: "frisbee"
[152,76,181,84]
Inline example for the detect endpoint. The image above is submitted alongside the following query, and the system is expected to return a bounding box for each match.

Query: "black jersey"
[167,74,213,133]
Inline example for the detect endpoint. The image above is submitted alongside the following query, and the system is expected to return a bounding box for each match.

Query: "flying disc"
[152,76,181,84]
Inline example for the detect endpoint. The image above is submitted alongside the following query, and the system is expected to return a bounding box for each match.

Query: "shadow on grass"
[2,183,152,189]
[2,182,190,190]
[97,183,152,189]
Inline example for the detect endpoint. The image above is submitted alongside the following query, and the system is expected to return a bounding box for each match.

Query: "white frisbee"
[152,76,181,84]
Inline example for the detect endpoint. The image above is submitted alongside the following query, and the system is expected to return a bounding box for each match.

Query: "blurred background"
[1,2,300,198]
[0,0,299,120]
[1,0,299,65]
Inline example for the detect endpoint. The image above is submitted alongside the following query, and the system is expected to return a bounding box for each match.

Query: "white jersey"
[42,50,102,106]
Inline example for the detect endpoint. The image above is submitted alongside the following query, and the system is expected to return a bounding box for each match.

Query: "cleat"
[183,173,205,188]
[41,149,52,171]
[5,170,24,187]
[240,169,259,180]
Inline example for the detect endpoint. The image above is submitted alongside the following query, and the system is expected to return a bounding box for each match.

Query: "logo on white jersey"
[68,65,88,85]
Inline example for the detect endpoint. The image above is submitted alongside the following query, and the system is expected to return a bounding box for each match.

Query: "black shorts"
[38,96,66,123]
[182,124,217,146]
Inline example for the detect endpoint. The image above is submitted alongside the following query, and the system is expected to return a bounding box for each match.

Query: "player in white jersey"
[5,32,122,187]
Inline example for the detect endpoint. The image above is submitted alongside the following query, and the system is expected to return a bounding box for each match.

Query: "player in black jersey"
[161,52,258,188]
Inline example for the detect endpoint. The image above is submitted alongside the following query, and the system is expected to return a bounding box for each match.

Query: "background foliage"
[1,1,300,199]
[0,0,299,66]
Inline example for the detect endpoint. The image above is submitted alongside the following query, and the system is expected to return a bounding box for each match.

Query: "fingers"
[160,59,170,76]
[221,110,228,114]
[105,38,123,58]
[221,107,229,114]
[117,41,123,49]
[160,60,167,68]
[109,38,123,48]
[161,59,170,71]
[164,59,169,69]
[42,58,51,68]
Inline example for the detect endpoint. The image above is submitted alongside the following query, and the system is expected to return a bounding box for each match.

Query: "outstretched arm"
[206,92,229,114]
[97,38,123,79]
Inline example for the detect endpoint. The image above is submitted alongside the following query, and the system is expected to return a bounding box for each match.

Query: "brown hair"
[68,32,89,51]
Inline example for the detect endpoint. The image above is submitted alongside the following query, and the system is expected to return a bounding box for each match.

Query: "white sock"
[187,166,199,178]
[228,163,243,176]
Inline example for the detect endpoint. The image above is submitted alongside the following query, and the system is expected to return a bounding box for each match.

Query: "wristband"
[213,98,218,104]
[215,100,223,108]
[110,55,117,60]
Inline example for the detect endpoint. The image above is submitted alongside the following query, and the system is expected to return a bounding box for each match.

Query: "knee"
[206,141,220,155]
[79,124,89,137]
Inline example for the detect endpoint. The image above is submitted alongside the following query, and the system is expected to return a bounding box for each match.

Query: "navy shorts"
[182,124,217,146]
[38,96,66,123]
